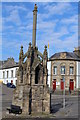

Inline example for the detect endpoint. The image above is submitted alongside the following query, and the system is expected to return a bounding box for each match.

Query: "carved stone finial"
[29,42,31,46]
[34,4,37,11]
[27,43,32,58]
[36,46,38,50]
[45,45,47,49]
[43,45,48,59]
[28,42,32,51]
[19,45,24,61]
[21,45,23,49]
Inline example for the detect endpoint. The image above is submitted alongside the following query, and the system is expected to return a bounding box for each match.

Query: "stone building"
[12,4,50,115]
[0,58,18,85]
[49,47,80,90]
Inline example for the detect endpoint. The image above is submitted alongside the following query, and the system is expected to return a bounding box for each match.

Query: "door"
[70,79,74,90]
[61,79,64,90]
[53,79,56,90]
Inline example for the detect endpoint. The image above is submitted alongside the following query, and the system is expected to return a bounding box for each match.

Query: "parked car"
[10,84,16,88]
[7,83,16,88]
[7,83,12,87]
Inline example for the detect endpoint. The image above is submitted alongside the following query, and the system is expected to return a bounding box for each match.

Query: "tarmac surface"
[1,83,79,119]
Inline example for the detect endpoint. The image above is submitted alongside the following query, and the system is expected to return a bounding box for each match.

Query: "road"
[1,84,79,118]
[2,84,13,118]
[51,94,78,118]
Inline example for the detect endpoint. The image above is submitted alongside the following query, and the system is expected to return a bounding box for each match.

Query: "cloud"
[26,11,33,19]
[1,0,79,2]
[36,22,78,55]
[37,3,77,28]
[38,32,78,55]
[36,3,73,22]
[61,15,78,25]
[37,25,69,42]
[2,25,14,32]
[0,3,2,33]
[43,2,72,15]
[4,9,21,26]
[37,20,56,30]
[53,32,78,52]
[0,39,2,47]
[2,4,29,27]
[2,2,78,61]
[69,25,78,33]
[3,4,28,13]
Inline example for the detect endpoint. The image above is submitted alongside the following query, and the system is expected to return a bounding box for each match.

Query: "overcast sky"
[2,2,78,61]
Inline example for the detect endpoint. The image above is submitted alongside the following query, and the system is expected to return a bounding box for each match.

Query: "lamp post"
[63,76,65,108]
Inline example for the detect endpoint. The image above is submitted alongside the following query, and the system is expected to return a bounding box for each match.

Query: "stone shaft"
[32,4,37,48]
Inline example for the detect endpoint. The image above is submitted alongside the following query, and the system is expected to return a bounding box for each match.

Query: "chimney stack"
[73,46,80,57]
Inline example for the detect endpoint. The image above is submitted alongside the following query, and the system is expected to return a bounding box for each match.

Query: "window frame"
[7,71,9,78]
[11,70,13,78]
[69,66,74,75]
[3,71,5,79]
[61,66,65,75]
[53,66,57,75]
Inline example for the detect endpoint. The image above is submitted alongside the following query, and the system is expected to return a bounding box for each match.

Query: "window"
[61,66,65,74]
[70,79,73,82]
[70,66,74,75]
[7,71,9,78]
[7,80,8,83]
[3,71,5,78]
[53,79,56,81]
[16,80,17,85]
[53,66,57,75]
[11,70,13,77]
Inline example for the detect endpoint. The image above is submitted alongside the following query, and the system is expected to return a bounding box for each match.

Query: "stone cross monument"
[12,4,50,115]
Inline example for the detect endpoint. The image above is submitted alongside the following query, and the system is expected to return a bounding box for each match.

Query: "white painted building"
[76,61,80,88]
[0,58,19,85]
[47,61,51,87]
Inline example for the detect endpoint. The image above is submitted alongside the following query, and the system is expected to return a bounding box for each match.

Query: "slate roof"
[49,52,80,61]
[0,58,19,69]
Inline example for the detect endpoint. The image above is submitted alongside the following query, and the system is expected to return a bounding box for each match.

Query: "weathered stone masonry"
[12,4,50,115]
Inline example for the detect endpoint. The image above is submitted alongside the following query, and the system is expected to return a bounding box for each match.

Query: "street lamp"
[62,76,65,108]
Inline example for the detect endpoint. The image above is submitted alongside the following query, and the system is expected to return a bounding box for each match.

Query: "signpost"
[63,76,65,108]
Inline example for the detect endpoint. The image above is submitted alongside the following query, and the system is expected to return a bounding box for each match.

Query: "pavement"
[2,83,13,118]
[0,83,2,119]
[51,94,78,118]
[1,83,79,119]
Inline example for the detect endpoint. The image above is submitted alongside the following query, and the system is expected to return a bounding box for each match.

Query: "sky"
[1,2,78,62]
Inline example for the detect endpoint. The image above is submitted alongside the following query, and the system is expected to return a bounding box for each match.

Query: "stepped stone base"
[12,84,50,115]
